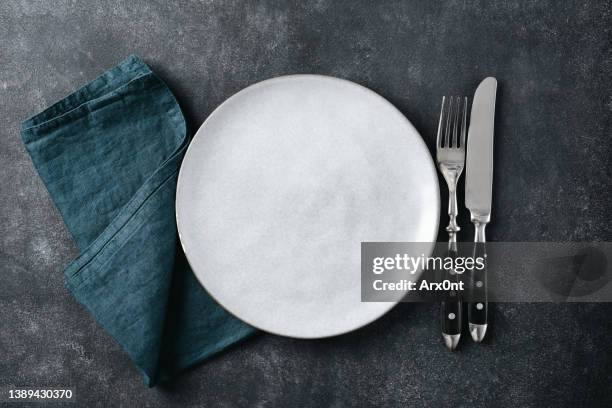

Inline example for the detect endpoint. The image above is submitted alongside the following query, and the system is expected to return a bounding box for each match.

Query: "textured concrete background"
[1,0,611,406]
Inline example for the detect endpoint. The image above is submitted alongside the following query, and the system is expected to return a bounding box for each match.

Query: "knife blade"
[465,77,497,342]
[466,77,496,218]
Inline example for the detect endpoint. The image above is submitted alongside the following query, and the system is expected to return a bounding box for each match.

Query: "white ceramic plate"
[176,75,439,338]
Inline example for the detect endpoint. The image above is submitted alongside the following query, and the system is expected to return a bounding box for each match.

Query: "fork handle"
[441,241,462,337]
[441,180,462,348]
[445,180,460,235]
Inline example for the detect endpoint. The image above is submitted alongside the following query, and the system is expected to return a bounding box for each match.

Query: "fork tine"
[436,96,446,148]
[452,96,460,148]
[444,96,453,148]
[460,96,467,148]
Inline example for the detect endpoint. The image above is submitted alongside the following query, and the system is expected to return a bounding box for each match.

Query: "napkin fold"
[21,55,255,386]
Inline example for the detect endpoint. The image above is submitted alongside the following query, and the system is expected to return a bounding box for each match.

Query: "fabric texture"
[21,55,256,386]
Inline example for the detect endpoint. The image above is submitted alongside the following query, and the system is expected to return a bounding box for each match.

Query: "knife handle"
[468,231,488,342]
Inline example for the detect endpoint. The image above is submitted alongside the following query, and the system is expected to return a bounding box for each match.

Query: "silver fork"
[436,96,468,351]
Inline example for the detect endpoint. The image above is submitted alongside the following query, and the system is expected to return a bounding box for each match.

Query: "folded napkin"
[21,55,255,386]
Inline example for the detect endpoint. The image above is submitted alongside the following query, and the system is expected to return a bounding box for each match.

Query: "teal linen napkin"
[21,55,256,386]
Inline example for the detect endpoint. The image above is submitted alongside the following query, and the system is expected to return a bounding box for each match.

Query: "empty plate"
[176,75,439,338]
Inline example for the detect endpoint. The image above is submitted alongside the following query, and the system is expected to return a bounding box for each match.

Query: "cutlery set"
[436,77,497,350]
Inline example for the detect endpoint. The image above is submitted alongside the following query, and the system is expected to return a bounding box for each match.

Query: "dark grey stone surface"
[1,0,611,406]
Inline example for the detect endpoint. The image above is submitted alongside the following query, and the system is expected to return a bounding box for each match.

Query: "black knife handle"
[468,241,488,325]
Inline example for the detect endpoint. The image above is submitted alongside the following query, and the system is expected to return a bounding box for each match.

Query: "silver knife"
[465,77,497,342]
